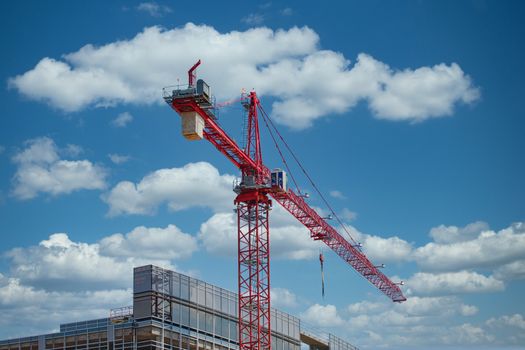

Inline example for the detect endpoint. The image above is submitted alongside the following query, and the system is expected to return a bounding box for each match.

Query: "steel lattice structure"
[164,61,406,350]
[236,191,271,350]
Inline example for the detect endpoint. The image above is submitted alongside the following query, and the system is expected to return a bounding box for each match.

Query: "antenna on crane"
[188,59,201,87]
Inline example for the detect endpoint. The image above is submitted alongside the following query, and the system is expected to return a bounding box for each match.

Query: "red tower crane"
[163,61,406,350]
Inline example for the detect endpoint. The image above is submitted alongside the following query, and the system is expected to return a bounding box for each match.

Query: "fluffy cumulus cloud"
[335,296,506,348]
[0,273,130,338]
[429,220,489,244]
[6,224,195,291]
[406,271,505,296]
[8,24,479,128]
[0,222,198,338]
[414,222,525,272]
[11,137,107,199]
[103,161,236,216]
[346,296,477,329]
[198,205,321,260]
[300,304,344,327]
[330,221,525,348]
[494,259,525,280]
[487,314,525,330]
[99,224,198,260]
[271,287,298,308]
[345,224,413,263]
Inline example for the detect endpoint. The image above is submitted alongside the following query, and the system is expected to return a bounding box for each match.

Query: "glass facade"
[133,266,300,350]
[0,265,358,350]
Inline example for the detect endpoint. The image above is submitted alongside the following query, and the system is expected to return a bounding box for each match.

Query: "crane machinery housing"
[163,60,406,350]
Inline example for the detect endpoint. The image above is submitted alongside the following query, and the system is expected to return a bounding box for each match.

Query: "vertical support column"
[237,190,271,350]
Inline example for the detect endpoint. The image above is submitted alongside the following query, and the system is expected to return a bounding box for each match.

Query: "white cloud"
[348,225,413,263]
[487,314,525,330]
[9,24,479,127]
[400,296,464,317]
[197,212,236,255]
[271,224,321,259]
[347,300,388,315]
[300,304,344,327]
[198,205,321,260]
[0,145,5,154]
[281,8,293,16]
[406,271,505,296]
[329,190,346,200]
[429,221,489,244]
[271,287,298,308]
[348,296,476,319]
[242,13,265,25]
[99,224,198,260]
[494,259,525,281]
[112,112,133,127]
[63,143,83,157]
[108,153,131,164]
[460,304,479,316]
[415,222,525,272]
[362,234,413,263]
[444,323,494,344]
[0,222,199,338]
[136,2,172,17]
[0,273,130,338]
[11,137,107,200]
[103,162,236,216]
[339,208,357,221]
[343,297,500,348]
[5,225,192,291]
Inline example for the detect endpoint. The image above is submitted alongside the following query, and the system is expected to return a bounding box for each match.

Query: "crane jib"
[165,66,406,304]
[270,189,406,303]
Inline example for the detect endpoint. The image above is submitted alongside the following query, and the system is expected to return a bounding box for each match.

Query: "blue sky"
[1,0,524,349]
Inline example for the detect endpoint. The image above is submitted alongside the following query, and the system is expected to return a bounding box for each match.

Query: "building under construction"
[0,265,358,350]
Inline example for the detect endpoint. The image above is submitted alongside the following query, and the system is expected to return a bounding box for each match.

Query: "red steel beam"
[168,89,406,303]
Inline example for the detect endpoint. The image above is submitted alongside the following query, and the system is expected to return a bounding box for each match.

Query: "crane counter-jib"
[169,95,271,183]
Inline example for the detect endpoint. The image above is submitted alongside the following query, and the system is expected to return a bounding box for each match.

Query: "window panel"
[206,290,213,308]
[221,317,229,339]
[229,320,238,342]
[214,315,222,335]
[198,310,206,330]
[181,278,190,300]
[190,282,198,303]
[205,313,213,333]
[190,308,198,329]
[172,303,180,324]
[173,275,181,298]
[181,305,190,327]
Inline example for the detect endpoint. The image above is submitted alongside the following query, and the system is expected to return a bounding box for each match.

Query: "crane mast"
[163,61,406,350]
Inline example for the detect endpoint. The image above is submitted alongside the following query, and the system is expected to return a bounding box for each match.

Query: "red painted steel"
[168,77,406,303]
[235,93,272,350]
[166,62,406,350]
[168,90,406,303]
[270,189,406,302]
[188,60,201,87]
[170,97,271,182]
[236,191,271,350]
